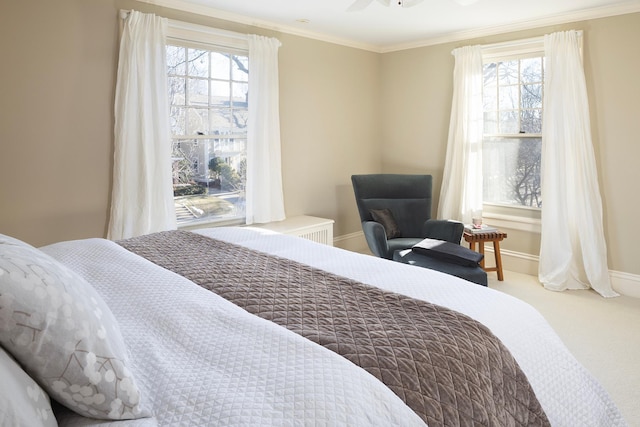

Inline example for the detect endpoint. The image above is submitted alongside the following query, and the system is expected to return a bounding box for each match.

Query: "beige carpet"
[489,271,640,426]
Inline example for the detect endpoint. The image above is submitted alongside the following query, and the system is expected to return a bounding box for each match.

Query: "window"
[167,43,249,225]
[482,49,544,209]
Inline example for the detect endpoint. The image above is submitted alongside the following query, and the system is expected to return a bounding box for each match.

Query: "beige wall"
[0,1,638,276]
[380,42,455,213]
[0,0,118,244]
[278,34,381,236]
[586,13,640,275]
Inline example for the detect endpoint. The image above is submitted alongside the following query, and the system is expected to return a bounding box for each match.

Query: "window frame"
[479,33,583,233]
[166,21,251,228]
[480,36,546,231]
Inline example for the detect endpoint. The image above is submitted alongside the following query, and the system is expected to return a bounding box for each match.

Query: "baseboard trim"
[485,247,640,298]
[609,270,640,299]
[333,231,371,254]
[335,231,640,298]
[487,247,539,276]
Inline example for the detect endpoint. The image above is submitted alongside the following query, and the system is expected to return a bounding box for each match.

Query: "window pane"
[187,49,209,77]
[521,109,542,133]
[170,107,186,135]
[186,108,208,135]
[210,52,230,80]
[232,55,249,82]
[232,82,248,107]
[499,111,519,134]
[168,76,185,106]
[209,108,231,133]
[499,85,518,110]
[483,63,497,86]
[172,139,201,184]
[232,110,248,132]
[483,137,541,207]
[522,83,542,109]
[172,138,246,223]
[210,81,230,107]
[167,45,185,76]
[187,79,208,107]
[521,57,542,84]
[498,60,518,85]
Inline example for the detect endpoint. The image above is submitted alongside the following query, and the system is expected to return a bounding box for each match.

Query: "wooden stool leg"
[478,241,485,269]
[494,240,504,281]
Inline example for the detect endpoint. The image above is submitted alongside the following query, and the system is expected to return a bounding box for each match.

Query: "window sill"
[178,217,245,231]
[482,212,541,234]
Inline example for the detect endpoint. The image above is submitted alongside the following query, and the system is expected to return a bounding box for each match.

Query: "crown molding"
[136,0,640,54]
[134,0,382,52]
[381,1,640,52]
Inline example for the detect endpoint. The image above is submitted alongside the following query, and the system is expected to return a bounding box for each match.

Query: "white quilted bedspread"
[42,227,627,426]
[42,236,425,427]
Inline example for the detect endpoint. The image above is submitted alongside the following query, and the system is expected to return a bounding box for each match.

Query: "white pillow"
[0,234,149,420]
[0,346,58,426]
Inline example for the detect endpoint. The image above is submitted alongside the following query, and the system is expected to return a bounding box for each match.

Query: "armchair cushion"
[412,238,484,267]
[369,208,402,238]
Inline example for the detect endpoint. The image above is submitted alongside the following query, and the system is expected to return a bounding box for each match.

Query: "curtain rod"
[480,30,583,52]
[119,9,249,42]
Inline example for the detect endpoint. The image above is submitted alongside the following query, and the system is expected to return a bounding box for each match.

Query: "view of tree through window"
[483,56,544,208]
[167,44,248,224]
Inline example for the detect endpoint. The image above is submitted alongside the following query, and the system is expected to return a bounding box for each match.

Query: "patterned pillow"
[0,346,57,426]
[0,234,149,420]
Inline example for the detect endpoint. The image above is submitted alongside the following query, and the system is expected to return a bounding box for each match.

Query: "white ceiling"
[138,0,640,51]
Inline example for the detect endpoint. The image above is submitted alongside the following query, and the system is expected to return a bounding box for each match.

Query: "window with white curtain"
[166,24,250,226]
[481,39,545,211]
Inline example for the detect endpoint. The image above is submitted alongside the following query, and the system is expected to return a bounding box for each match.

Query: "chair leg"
[493,240,504,281]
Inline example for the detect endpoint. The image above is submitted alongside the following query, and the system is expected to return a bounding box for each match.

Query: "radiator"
[294,224,334,245]
[253,216,334,246]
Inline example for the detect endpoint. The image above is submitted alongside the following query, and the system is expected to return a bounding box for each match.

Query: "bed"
[0,227,627,426]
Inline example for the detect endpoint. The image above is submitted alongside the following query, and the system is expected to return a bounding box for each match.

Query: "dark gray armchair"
[351,174,464,260]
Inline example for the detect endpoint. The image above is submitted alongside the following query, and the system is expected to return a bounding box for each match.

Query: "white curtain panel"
[438,45,484,225]
[539,31,617,297]
[245,35,286,225]
[107,11,176,240]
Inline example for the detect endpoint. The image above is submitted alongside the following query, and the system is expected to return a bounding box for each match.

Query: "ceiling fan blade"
[376,0,392,6]
[401,0,423,7]
[347,0,375,11]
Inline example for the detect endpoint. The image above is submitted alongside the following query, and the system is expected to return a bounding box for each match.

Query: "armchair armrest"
[422,219,464,244]
[412,238,484,267]
[362,221,390,258]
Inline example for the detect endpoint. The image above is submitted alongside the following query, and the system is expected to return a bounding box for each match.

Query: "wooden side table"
[463,230,507,281]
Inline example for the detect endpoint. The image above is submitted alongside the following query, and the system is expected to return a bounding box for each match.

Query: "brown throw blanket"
[119,230,550,427]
